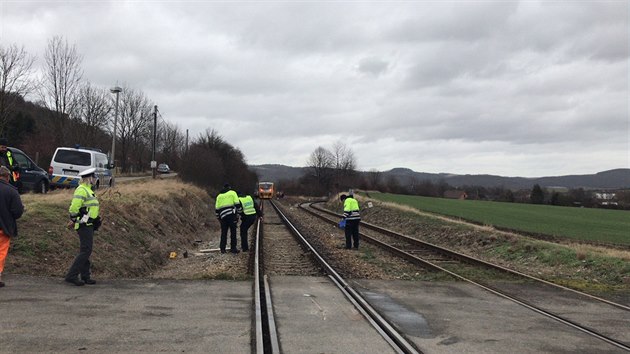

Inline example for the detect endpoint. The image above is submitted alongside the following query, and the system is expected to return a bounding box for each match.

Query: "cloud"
[1,0,627,177]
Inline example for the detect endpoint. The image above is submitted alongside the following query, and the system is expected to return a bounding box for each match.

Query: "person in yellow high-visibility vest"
[215,184,241,254]
[0,138,18,187]
[340,193,361,250]
[65,168,101,286]
[237,191,263,252]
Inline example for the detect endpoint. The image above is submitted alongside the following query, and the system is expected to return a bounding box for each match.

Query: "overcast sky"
[1,1,628,177]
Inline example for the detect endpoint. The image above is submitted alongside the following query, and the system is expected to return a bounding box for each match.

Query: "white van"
[48,146,114,189]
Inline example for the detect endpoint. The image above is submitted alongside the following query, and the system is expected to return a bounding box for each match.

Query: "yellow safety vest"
[239,195,256,216]
[69,183,100,230]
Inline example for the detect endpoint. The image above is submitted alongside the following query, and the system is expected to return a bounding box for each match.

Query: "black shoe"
[230,249,240,254]
[0,281,5,288]
[242,248,249,252]
[220,250,226,254]
[65,278,85,286]
[83,278,96,285]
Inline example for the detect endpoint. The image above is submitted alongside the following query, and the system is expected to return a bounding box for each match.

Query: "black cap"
[340,194,347,200]
[0,138,7,146]
[223,183,231,189]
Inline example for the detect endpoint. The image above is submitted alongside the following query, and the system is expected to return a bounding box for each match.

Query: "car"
[48,146,114,189]
[8,147,49,194]
[157,163,170,173]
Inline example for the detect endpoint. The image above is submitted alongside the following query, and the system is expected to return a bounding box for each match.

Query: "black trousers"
[345,220,360,249]
[240,214,256,251]
[220,214,238,252]
[66,226,93,280]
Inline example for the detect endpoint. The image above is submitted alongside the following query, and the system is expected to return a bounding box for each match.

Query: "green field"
[367,193,630,245]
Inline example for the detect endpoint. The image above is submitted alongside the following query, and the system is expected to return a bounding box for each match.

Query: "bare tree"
[116,87,153,172]
[332,140,356,171]
[158,121,185,169]
[331,140,357,191]
[70,81,111,144]
[38,36,84,145]
[307,146,334,192]
[0,43,35,136]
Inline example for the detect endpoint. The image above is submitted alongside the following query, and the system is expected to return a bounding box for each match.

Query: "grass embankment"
[7,179,215,278]
[332,195,630,294]
[367,192,630,246]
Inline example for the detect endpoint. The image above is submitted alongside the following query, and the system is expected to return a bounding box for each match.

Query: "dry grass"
[9,178,219,279]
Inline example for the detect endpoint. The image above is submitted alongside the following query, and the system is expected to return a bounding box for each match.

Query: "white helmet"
[79,167,97,178]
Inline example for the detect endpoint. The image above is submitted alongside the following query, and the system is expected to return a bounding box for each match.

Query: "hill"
[249,164,630,190]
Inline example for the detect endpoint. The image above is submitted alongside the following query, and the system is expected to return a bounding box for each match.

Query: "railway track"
[253,200,422,354]
[301,201,630,352]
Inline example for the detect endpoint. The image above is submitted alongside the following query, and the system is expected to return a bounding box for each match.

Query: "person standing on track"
[215,184,241,254]
[0,166,24,288]
[237,191,263,252]
[340,193,361,250]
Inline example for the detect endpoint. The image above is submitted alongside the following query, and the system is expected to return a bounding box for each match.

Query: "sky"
[1,1,628,177]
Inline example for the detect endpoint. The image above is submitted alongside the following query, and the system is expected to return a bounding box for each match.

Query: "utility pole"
[152,105,157,179]
[185,129,189,155]
[110,86,122,183]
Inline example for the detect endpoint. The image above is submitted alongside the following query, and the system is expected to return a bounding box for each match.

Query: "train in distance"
[257,182,275,199]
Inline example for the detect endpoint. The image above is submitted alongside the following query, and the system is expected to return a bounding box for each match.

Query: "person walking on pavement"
[237,191,263,252]
[65,168,101,286]
[0,138,18,187]
[215,184,241,254]
[340,193,361,250]
[0,166,24,288]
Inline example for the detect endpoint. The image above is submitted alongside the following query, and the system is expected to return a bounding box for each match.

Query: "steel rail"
[310,202,630,312]
[254,205,280,354]
[303,202,630,352]
[270,200,420,354]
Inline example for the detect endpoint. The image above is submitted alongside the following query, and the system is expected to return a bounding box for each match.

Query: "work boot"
[0,281,5,288]
[83,278,96,285]
[230,249,240,254]
[65,278,85,286]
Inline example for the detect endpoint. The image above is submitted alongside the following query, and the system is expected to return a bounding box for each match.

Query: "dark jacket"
[0,179,24,237]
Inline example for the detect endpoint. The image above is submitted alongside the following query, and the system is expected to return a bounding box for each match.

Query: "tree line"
[0,37,253,194]
[290,152,630,209]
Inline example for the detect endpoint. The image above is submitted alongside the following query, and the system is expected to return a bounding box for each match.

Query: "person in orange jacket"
[0,166,24,287]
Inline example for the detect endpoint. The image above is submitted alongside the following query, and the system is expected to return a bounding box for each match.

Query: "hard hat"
[79,167,97,178]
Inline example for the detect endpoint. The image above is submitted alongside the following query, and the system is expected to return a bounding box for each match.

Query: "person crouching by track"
[340,193,361,250]
[65,168,101,286]
[215,184,241,254]
[237,191,263,252]
[0,166,24,288]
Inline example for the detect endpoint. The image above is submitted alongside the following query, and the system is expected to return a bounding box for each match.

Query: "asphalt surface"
[1,274,251,353]
[1,274,627,353]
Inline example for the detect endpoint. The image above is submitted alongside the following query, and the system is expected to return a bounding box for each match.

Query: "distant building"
[594,192,618,206]
[444,190,467,200]
[594,192,616,200]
